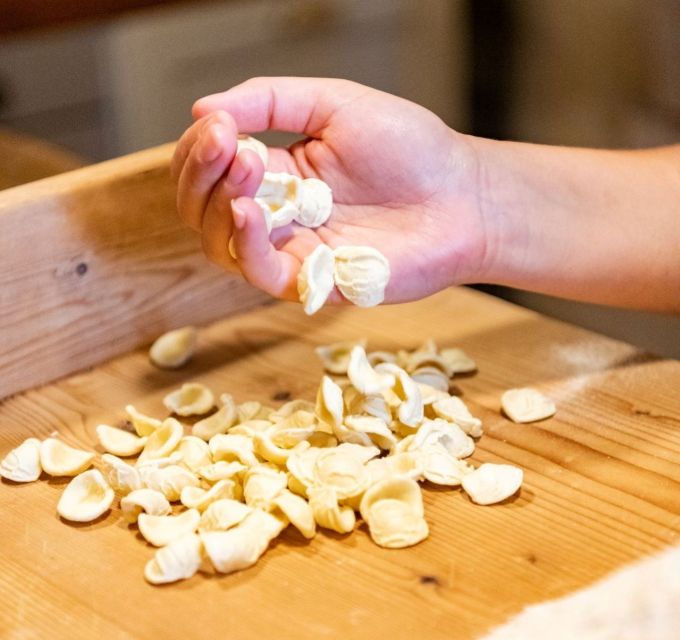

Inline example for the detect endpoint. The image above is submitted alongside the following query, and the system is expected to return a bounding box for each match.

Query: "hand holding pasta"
[172,77,484,305]
[173,77,680,313]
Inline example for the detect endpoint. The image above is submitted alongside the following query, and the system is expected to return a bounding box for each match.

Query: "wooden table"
[2,287,679,639]
[1,144,679,639]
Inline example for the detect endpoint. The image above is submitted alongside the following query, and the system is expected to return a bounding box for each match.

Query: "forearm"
[468,137,680,313]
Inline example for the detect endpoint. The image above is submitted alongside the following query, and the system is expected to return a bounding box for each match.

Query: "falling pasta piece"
[461,463,523,505]
[297,244,335,315]
[501,388,556,423]
[0,437,41,483]
[149,326,197,369]
[57,469,114,523]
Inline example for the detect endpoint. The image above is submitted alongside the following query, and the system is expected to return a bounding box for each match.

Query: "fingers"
[177,116,240,231]
[192,76,362,136]
[171,110,233,183]
[230,197,301,301]
[201,149,265,270]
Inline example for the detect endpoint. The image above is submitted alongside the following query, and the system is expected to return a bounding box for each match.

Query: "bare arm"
[470,140,680,312]
[173,77,680,313]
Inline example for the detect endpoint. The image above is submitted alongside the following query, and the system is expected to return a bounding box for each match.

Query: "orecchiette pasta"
[149,326,197,369]
[0,437,41,482]
[2,330,525,587]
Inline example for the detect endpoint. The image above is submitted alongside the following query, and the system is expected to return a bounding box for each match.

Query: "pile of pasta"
[1,337,535,586]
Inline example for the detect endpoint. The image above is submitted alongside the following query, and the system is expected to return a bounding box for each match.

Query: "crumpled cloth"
[481,543,680,640]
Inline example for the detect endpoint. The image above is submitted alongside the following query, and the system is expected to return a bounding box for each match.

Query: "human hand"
[173,77,487,304]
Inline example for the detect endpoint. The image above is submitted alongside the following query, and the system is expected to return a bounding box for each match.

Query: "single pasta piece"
[120,488,172,523]
[163,383,215,416]
[359,477,428,548]
[461,463,523,505]
[237,135,268,166]
[501,388,556,423]
[138,509,201,547]
[297,244,335,315]
[144,533,203,585]
[0,437,42,482]
[96,424,147,457]
[333,245,390,307]
[39,438,95,477]
[57,469,114,522]
[149,326,197,369]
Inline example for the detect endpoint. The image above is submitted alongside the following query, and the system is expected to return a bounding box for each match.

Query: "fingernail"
[199,126,223,163]
[226,154,250,188]
[232,200,247,230]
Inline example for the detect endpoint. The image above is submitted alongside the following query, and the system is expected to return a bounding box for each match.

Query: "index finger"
[192,76,363,137]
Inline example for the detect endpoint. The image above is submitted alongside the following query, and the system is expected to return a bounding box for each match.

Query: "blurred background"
[1,0,678,355]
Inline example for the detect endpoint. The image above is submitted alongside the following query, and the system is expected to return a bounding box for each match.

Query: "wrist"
[450,133,526,287]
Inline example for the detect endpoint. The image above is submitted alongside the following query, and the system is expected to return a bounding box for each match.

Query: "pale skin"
[172,77,680,313]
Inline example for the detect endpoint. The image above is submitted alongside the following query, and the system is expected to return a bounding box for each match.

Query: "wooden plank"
[1,287,679,640]
[0,143,267,400]
[0,127,84,190]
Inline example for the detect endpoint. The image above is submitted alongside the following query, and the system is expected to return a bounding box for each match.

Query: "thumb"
[192,76,362,137]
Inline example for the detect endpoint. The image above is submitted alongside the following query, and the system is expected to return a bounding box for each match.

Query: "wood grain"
[0,143,267,400]
[1,287,679,640]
